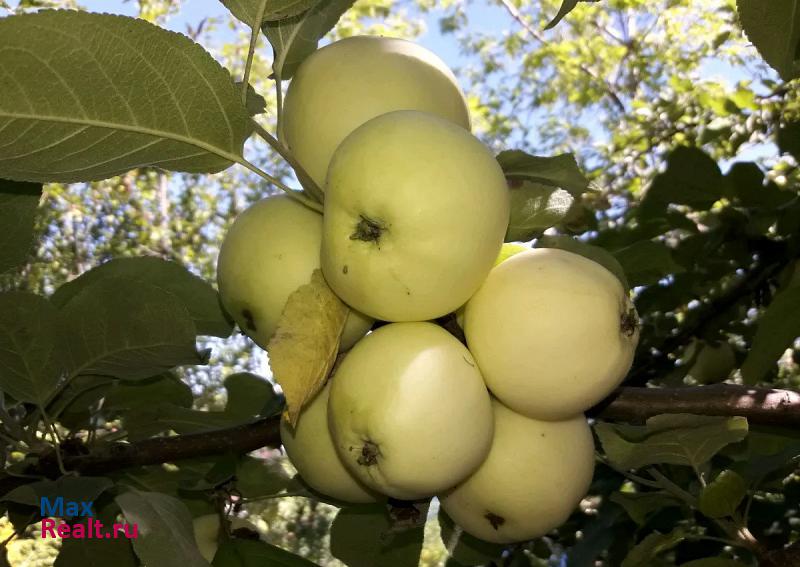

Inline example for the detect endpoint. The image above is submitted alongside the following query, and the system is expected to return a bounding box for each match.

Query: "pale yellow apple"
[217,194,372,350]
[464,248,639,420]
[456,243,529,328]
[280,381,378,503]
[282,35,471,188]
[327,322,494,500]
[193,514,220,562]
[322,110,510,322]
[440,399,595,543]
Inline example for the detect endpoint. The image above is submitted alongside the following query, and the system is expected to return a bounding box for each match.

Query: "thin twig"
[236,157,323,213]
[498,0,627,113]
[241,0,268,107]
[251,119,324,202]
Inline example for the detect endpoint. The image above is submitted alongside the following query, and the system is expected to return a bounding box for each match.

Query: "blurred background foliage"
[1,0,798,565]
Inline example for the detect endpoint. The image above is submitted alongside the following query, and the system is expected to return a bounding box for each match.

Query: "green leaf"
[235,456,299,498]
[610,491,684,525]
[212,539,317,567]
[438,509,506,565]
[698,470,747,518]
[613,241,684,287]
[122,403,244,441]
[544,0,585,30]
[223,373,281,419]
[725,162,793,209]
[61,277,206,380]
[51,257,233,338]
[777,121,800,162]
[730,431,800,481]
[262,0,355,80]
[496,151,588,197]
[220,0,317,26]
[0,292,68,404]
[0,11,249,183]
[595,414,749,470]
[621,528,686,567]
[105,373,193,412]
[0,180,41,274]
[330,504,425,567]
[639,147,724,217]
[2,476,113,514]
[114,459,229,506]
[116,489,210,567]
[737,0,800,81]
[55,537,138,567]
[565,503,626,567]
[49,375,114,429]
[506,180,574,242]
[179,455,238,491]
[536,235,629,289]
[741,286,800,384]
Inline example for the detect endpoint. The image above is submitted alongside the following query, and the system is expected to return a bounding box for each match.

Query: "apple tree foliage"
[0,0,799,566]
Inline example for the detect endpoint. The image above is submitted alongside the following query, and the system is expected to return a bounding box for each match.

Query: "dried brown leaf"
[267,269,348,426]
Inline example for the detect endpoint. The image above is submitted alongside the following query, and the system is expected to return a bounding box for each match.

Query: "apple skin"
[439,399,595,544]
[280,381,379,504]
[282,35,471,188]
[327,322,494,500]
[192,514,220,562]
[321,110,510,322]
[464,248,639,420]
[217,194,372,351]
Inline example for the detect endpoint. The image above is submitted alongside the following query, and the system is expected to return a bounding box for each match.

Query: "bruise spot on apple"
[485,512,505,530]
[620,307,639,338]
[351,214,387,245]
[357,440,380,466]
[342,265,348,274]
[241,308,257,331]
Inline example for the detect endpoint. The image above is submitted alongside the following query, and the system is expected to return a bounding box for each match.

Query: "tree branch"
[27,385,799,479]
[498,0,627,114]
[590,384,800,428]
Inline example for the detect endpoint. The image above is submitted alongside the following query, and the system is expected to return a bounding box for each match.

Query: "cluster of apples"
[216,36,640,544]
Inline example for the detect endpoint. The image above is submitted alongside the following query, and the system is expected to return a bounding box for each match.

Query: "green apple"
[193,514,220,562]
[687,340,735,384]
[321,110,510,322]
[464,248,639,420]
[217,194,372,351]
[282,35,471,188]
[280,381,379,503]
[327,322,494,500]
[440,399,595,543]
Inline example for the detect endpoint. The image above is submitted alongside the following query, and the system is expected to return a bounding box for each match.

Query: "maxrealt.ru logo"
[39,497,138,539]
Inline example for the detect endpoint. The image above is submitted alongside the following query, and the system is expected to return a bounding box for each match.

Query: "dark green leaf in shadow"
[0,292,68,404]
[61,277,206,380]
[0,179,42,274]
[52,257,233,338]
